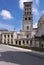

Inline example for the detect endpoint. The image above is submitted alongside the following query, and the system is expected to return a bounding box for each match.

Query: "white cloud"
[19,0,32,10]
[19,0,39,10]
[19,0,40,29]
[33,22,37,28]
[19,0,40,16]
[0,23,14,31]
[0,10,13,20]
[36,0,39,5]
[32,8,39,15]
[33,8,38,13]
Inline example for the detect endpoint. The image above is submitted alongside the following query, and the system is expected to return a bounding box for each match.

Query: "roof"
[24,2,32,4]
[38,14,44,23]
[2,31,14,34]
[33,28,38,30]
[15,38,32,41]
[0,29,8,31]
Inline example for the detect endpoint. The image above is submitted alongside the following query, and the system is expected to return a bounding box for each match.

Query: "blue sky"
[0,0,44,32]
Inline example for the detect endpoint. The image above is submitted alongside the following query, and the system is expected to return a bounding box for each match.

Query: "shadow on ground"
[0,51,44,65]
[0,51,30,65]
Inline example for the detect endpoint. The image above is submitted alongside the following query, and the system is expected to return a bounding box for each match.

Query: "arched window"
[19,41,21,45]
[16,41,17,44]
[27,26,29,30]
[23,40,25,44]
[26,40,28,44]
[27,35,29,38]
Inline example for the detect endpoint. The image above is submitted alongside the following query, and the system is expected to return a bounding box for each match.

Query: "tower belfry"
[23,2,33,32]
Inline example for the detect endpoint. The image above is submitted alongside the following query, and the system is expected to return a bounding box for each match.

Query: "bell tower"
[23,2,33,32]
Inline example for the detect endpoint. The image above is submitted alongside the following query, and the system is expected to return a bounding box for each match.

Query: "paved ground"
[0,44,44,65]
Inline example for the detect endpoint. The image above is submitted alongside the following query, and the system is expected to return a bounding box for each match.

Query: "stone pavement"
[0,44,44,65]
[0,44,44,58]
[6,44,44,59]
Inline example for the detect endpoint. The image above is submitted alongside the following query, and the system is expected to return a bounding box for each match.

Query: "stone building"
[15,2,33,46]
[1,30,17,45]
[1,2,33,47]
[34,14,44,48]
[37,14,44,36]
[0,30,9,43]
[0,2,44,48]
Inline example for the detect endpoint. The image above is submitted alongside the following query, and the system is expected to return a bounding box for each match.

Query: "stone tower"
[23,2,33,32]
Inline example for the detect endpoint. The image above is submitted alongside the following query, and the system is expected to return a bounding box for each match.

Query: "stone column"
[2,34,4,43]
[21,40,23,45]
[6,34,8,44]
[28,40,30,47]
[24,40,26,46]
[9,34,11,45]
